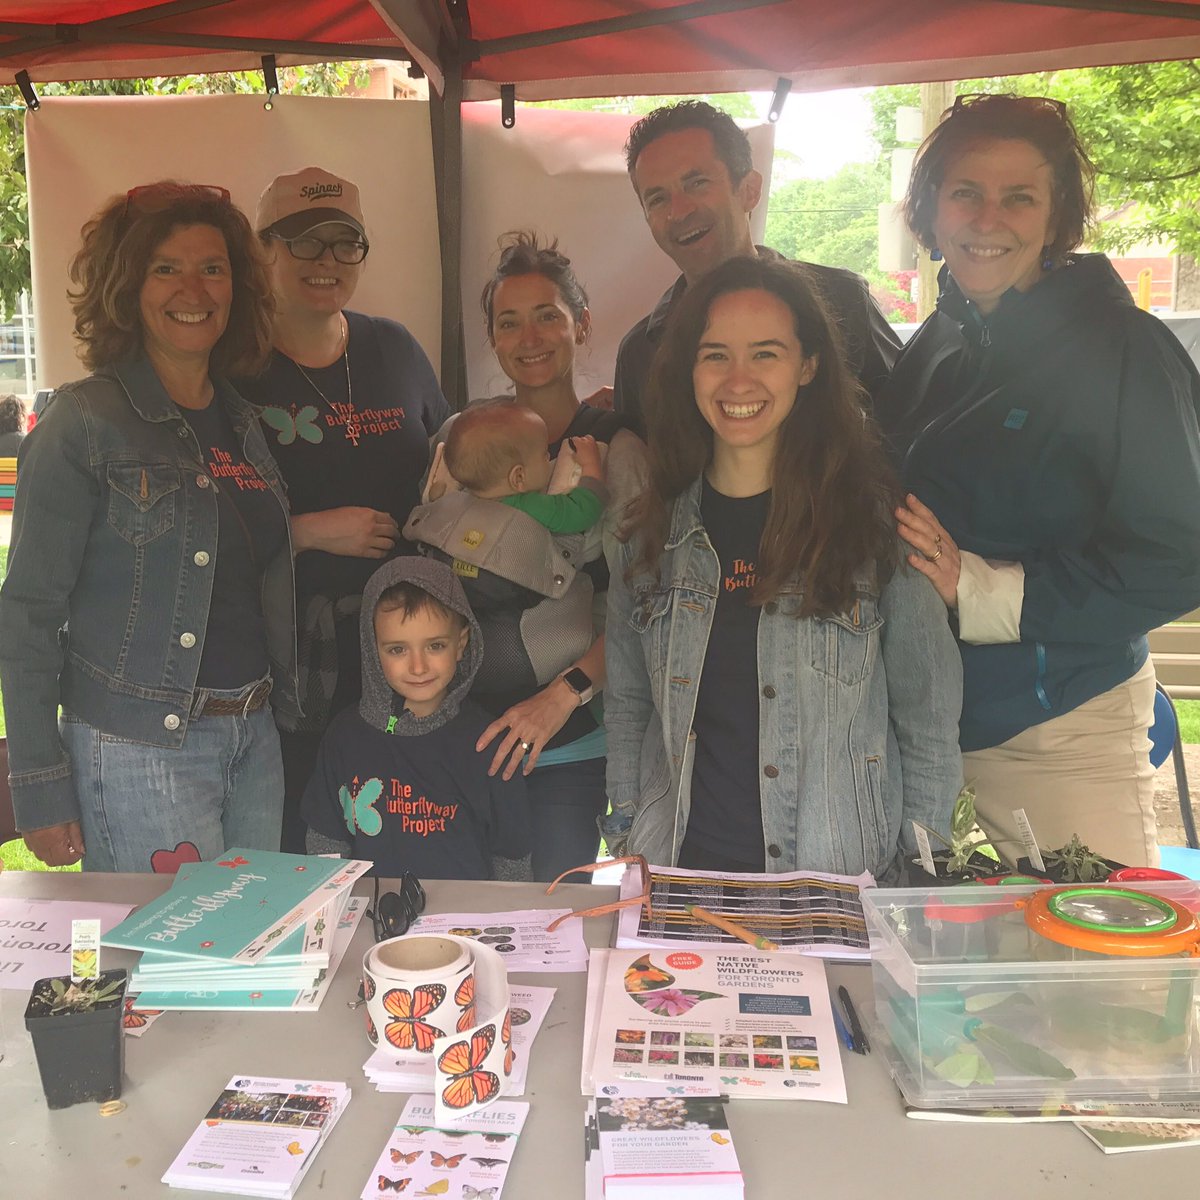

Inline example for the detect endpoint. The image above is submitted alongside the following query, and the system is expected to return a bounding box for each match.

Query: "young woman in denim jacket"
[603,256,962,877]
[0,183,297,872]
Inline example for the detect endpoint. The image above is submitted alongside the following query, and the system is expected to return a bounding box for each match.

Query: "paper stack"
[406,908,590,972]
[162,1075,350,1198]
[102,848,371,1011]
[364,984,555,1096]
[360,1092,529,1200]
[584,1091,744,1200]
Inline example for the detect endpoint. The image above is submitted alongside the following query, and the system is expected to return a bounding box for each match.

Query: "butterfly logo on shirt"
[340,777,384,837]
[261,404,323,446]
[383,983,447,1052]
[438,1025,501,1109]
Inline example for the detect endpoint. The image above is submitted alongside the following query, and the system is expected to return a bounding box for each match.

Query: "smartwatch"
[560,667,594,706]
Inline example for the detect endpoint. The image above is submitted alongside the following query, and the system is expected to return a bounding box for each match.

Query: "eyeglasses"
[124,183,231,217]
[543,855,650,932]
[267,232,369,265]
[950,93,1068,119]
[368,871,426,942]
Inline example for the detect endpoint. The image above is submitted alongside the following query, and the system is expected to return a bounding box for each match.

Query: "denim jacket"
[604,478,962,877]
[0,359,298,832]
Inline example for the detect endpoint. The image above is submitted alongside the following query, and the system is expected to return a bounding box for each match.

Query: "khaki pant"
[967,658,1158,869]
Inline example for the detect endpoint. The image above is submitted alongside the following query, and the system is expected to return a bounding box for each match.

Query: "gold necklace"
[292,317,359,445]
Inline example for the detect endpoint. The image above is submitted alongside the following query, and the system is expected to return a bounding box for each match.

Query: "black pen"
[837,985,870,1055]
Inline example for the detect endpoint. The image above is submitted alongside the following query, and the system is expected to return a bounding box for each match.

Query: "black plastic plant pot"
[904,851,1008,888]
[1016,855,1126,884]
[23,968,128,1110]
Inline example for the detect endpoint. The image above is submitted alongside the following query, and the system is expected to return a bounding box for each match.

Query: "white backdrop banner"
[25,94,773,400]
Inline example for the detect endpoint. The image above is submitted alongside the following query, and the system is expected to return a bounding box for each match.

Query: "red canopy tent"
[0,0,1197,398]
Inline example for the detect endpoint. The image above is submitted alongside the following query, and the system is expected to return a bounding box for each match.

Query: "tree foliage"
[0,63,369,315]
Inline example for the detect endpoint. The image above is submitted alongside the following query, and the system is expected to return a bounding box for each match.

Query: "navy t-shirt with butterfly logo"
[238,312,450,599]
[300,702,530,879]
[686,480,770,865]
[182,396,288,689]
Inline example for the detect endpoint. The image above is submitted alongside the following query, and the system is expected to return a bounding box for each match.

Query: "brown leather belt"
[196,679,272,717]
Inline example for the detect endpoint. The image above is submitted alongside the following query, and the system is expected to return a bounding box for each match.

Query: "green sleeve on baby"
[501,485,604,534]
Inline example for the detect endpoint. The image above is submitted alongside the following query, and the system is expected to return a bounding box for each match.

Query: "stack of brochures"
[102,849,371,1011]
[360,1092,529,1200]
[162,1075,350,1198]
[584,1090,744,1199]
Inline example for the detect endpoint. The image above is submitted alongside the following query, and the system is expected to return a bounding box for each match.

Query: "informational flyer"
[161,1076,350,1198]
[360,1093,528,1200]
[0,899,134,991]
[408,908,588,972]
[588,947,847,1104]
[616,865,874,960]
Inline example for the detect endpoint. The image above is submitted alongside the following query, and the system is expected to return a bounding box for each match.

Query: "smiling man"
[614,101,901,437]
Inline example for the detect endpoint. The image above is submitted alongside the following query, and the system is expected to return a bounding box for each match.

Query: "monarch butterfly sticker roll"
[383,983,447,1053]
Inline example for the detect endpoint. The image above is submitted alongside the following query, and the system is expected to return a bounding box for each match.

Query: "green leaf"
[972,1024,1076,1080]
[932,1050,983,1087]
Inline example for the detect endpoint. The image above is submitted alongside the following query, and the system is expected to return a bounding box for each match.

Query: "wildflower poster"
[587,946,847,1103]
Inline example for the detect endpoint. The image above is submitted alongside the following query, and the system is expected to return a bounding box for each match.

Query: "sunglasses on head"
[266,231,369,265]
[124,183,231,218]
[950,93,1067,119]
[368,871,426,942]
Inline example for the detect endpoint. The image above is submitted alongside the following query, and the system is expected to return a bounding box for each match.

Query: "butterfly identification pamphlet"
[584,1093,744,1200]
[585,946,847,1104]
[360,1092,529,1199]
[407,908,588,973]
[161,1075,350,1199]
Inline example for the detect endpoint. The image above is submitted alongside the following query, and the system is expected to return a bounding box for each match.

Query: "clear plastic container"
[863,881,1200,1109]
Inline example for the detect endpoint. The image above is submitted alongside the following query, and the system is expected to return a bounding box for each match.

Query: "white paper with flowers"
[588,945,847,1103]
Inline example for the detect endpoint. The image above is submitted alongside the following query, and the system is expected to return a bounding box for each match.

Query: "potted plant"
[1017,835,1125,884]
[905,788,1013,887]
[24,967,128,1109]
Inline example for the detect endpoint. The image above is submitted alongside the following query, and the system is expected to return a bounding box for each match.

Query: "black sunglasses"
[368,872,426,943]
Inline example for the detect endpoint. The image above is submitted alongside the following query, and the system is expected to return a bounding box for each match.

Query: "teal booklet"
[102,848,371,964]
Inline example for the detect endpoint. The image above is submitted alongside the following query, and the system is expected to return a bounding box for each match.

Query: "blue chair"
[1151,683,1198,850]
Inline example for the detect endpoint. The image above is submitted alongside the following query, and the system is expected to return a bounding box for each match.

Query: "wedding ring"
[930,547,943,563]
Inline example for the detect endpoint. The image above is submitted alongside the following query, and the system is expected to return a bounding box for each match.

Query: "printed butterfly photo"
[430,1151,466,1169]
[377,1177,411,1193]
[501,1009,515,1076]
[262,404,323,446]
[390,1149,422,1165]
[461,1187,498,1200]
[622,953,722,1018]
[438,1024,501,1109]
[469,1157,507,1169]
[454,973,476,1033]
[122,996,163,1030]
[384,983,447,1052]
[416,1180,448,1197]
[340,777,384,836]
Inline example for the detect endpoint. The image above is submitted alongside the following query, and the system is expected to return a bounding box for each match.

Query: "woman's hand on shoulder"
[896,493,960,608]
[23,820,85,867]
[291,507,399,558]
[475,678,580,780]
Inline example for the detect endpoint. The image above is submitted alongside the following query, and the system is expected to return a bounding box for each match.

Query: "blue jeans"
[60,696,284,874]
[526,756,606,883]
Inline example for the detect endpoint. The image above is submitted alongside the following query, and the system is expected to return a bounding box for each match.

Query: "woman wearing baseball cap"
[241,167,450,851]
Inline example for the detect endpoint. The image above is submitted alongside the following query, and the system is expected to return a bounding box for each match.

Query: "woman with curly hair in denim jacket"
[0,182,296,872]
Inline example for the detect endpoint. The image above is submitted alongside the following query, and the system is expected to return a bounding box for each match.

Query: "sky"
[749,87,877,179]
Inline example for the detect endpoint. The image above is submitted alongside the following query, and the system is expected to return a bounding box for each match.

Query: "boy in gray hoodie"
[302,557,530,878]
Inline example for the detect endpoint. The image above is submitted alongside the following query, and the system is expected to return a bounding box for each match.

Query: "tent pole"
[430,55,466,411]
